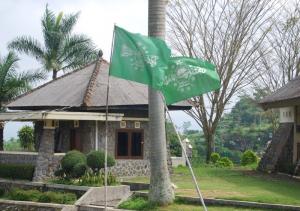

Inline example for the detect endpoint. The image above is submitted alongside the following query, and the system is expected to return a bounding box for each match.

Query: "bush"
[18,126,34,151]
[71,163,87,178]
[0,163,34,180]
[8,189,40,201]
[210,152,220,164]
[61,150,86,177]
[216,157,234,168]
[86,150,115,172]
[0,188,5,197]
[241,150,258,166]
[7,188,76,204]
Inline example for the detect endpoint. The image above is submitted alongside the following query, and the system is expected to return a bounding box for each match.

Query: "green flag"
[162,57,220,105]
[109,26,171,89]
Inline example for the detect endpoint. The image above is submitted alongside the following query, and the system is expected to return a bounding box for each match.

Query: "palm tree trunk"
[52,70,57,79]
[0,122,4,151]
[148,0,174,205]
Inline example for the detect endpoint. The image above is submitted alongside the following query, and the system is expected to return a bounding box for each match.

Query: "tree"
[0,52,45,150]
[148,0,174,205]
[167,0,277,162]
[8,5,97,79]
[18,125,34,151]
[254,1,300,93]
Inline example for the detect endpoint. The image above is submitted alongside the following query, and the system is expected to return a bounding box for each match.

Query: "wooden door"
[70,129,82,151]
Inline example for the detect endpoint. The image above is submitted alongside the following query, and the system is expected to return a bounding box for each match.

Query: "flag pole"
[163,99,208,211]
[104,24,116,211]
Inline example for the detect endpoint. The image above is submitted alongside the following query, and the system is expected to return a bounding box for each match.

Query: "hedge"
[0,163,34,180]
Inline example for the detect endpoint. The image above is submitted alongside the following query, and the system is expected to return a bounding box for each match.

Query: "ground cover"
[123,165,300,206]
[0,188,77,204]
[118,196,271,211]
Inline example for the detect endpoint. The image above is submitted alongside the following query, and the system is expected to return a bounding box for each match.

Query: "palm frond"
[8,36,44,60]
[61,12,80,34]
[58,34,98,70]
[0,52,19,92]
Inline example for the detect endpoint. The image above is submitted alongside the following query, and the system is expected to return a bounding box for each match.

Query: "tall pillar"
[33,120,55,182]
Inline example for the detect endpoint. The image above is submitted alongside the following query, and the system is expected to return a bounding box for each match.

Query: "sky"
[0,0,199,140]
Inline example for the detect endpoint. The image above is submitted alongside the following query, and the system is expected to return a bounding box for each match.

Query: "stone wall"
[111,160,150,177]
[0,200,69,211]
[0,151,64,174]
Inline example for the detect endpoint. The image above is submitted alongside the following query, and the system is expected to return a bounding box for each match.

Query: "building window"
[116,129,144,159]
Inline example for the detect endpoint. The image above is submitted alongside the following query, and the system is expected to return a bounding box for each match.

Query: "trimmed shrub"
[61,150,86,176]
[0,163,34,180]
[216,157,234,168]
[210,152,220,164]
[241,150,258,166]
[86,150,116,172]
[71,163,87,178]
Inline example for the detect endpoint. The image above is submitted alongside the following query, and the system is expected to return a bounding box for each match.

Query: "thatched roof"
[259,76,300,109]
[6,59,191,111]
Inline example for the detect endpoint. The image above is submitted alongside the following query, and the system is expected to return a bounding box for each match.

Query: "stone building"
[0,58,190,180]
[258,77,300,175]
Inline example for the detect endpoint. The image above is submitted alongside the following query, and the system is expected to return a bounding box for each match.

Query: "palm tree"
[0,52,45,150]
[148,0,174,205]
[8,5,97,79]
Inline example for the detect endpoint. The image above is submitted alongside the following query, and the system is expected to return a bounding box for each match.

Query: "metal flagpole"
[164,102,208,211]
[104,24,116,211]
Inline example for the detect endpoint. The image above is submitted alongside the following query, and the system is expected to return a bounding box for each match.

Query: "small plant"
[241,150,258,166]
[18,126,34,151]
[86,150,116,172]
[210,152,220,164]
[6,188,77,204]
[216,157,234,168]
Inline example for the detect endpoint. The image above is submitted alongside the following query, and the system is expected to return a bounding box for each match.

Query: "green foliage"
[52,171,117,187]
[78,171,117,186]
[166,121,182,157]
[86,150,115,172]
[0,188,5,197]
[118,196,157,210]
[241,150,258,166]
[71,163,87,178]
[218,147,242,164]
[7,188,76,204]
[55,150,117,186]
[0,163,34,180]
[8,5,97,79]
[216,157,234,168]
[61,150,86,178]
[4,138,22,151]
[210,152,220,164]
[18,126,34,151]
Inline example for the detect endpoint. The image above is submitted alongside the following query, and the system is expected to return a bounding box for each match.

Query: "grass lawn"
[123,165,300,206]
[119,197,270,211]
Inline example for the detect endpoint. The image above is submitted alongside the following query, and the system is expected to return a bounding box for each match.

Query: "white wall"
[279,107,294,123]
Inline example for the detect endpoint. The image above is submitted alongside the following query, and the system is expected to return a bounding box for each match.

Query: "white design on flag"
[121,44,159,70]
[146,55,158,67]
[164,63,208,93]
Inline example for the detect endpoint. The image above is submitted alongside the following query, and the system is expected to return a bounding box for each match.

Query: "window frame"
[115,129,144,159]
